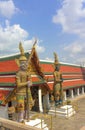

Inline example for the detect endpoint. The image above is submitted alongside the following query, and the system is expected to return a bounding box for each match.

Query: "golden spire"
[19,42,27,61]
[33,38,37,48]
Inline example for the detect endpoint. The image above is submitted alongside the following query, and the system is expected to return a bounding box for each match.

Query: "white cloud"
[52,0,85,64]
[77,57,85,64]
[0,0,19,18]
[64,42,83,54]
[52,0,85,37]
[35,39,45,53]
[0,21,45,56]
[45,57,53,61]
[23,38,45,53]
[60,41,85,64]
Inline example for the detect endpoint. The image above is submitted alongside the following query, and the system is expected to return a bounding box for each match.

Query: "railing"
[32,114,53,130]
[72,101,78,112]
[0,117,42,130]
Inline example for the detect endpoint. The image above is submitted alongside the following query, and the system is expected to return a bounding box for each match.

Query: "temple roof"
[0,46,85,105]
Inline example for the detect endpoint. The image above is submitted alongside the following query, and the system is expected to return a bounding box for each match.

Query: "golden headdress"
[15,42,27,67]
[19,42,27,61]
[53,52,59,65]
[53,52,60,70]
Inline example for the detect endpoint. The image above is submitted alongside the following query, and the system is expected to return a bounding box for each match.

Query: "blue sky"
[0,0,85,65]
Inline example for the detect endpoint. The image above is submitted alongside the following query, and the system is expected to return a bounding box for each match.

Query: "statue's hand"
[28,81,32,87]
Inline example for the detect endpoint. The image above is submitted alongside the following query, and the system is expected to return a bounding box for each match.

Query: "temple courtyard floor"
[51,95,85,130]
[0,95,85,130]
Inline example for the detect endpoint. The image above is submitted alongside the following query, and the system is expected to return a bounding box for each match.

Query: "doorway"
[31,86,39,111]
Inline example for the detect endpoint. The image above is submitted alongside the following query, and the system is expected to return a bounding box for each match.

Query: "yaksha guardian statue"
[15,42,34,122]
[53,52,64,106]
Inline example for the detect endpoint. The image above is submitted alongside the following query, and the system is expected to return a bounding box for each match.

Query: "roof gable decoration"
[15,39,45,79]
[29,46,45,78]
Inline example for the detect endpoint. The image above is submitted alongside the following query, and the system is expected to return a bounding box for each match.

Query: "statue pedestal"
[25,118,48,130]
[49,105,76,118]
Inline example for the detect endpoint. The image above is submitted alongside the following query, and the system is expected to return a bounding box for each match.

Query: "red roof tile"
[0,60,19,73]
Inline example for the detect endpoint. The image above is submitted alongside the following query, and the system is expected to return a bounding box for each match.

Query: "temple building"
[0,45,85,116]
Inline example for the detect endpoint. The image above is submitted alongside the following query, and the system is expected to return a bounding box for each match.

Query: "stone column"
[70,89,74,98]
[64,91,67,101]
[82,86,84,94]
[43,92,50,112]
[77,87,80,96]
[38,86,43,112]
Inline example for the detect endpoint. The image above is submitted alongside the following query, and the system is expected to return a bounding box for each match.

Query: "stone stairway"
[25,118,49,130]
[49,105,76,118]
[24,111,49,130]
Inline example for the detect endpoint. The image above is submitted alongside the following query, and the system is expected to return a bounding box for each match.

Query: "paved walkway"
[51,94,85,130]
[80,126,85,130]
[0,94,85,130]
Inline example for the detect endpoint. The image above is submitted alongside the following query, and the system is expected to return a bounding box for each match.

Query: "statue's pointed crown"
[19,42,27,61]
[54,52,59,65]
